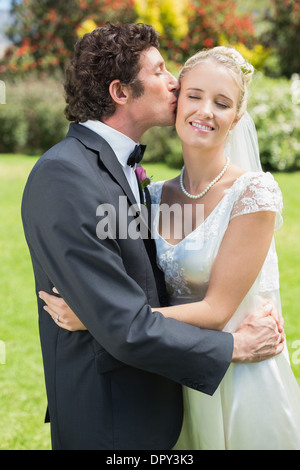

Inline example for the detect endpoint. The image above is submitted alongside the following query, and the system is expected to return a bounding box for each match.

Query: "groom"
[22,23,283,450]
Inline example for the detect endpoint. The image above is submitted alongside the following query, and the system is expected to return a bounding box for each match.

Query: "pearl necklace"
[180,157,230,199]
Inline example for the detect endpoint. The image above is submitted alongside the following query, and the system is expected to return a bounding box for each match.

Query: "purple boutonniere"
[135,166,152,190]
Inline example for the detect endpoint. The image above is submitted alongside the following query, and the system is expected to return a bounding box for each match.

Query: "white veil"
[225,111,262,172]
[225,111,283,295]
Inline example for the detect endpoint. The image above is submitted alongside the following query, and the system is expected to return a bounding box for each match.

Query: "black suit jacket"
[21,123,233,450]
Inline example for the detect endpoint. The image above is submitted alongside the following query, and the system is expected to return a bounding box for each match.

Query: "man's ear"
[109,80,129,105]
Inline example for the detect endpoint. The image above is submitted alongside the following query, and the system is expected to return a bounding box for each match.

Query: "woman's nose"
[197,99,214,119]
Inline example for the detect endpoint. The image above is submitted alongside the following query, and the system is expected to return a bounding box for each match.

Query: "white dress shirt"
[79,120,141,204]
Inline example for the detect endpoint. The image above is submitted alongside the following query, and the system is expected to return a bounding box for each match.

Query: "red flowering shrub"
[161,0,255,63]
[1,0,137,76]
[1,0,255,76]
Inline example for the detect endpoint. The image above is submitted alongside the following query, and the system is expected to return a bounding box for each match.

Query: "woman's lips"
[190,121,215,133]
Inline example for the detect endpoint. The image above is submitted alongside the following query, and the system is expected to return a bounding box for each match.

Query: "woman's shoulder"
[240,171,280,189]
[148,176,180,204]
[148,180,165,204]
[229,171,283,229]
[228,171,281,199]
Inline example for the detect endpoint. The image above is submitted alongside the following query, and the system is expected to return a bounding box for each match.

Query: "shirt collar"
[79,120,137,168]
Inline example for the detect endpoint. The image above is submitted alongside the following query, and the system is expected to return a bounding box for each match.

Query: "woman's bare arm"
[157,210,276,330]
[40,211,277,332]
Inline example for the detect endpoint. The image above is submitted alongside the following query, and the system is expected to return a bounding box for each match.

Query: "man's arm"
[40,288,284,364]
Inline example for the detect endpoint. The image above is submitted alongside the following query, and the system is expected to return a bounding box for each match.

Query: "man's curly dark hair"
[64,23,160,123]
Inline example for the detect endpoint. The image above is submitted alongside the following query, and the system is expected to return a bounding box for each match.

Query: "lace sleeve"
[230,172,283,231]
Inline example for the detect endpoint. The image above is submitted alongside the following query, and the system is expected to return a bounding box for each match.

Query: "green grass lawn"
[0,154,299,450]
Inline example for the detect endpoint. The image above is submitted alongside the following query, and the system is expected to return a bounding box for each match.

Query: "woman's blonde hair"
[179,46,254,119]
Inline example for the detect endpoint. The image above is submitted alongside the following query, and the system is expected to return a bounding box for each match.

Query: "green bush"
[259,0,300,78]
[248,73,300,171]
[0,77,69,155]
[1,73,300,172]
[141,125,183,169]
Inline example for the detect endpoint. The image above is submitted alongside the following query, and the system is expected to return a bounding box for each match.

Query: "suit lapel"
[67,123,137,205]
[143,186,169,307]
[66,123,150,231]
[66,123,168,306]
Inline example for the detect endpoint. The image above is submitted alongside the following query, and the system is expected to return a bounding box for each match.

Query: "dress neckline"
[153,171,252,248]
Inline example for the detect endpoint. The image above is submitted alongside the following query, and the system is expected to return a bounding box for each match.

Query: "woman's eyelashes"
[187,95,230,109]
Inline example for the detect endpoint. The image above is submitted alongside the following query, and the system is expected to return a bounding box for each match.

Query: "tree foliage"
[1,0,136,76]
[159,0,255,63]
[134,0,189,40]
[261,0,300,77]
[1,0,256,77]
[4,0,300,78]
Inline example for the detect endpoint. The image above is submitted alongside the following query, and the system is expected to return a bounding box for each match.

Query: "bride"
[40,46,300,449]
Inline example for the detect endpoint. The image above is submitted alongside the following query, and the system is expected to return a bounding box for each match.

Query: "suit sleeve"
[22,157,233,396]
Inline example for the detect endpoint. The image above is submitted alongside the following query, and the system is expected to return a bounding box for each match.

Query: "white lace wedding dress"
[150,172,300,450]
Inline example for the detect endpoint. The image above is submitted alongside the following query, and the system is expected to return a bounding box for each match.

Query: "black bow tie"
[127,144,147,167]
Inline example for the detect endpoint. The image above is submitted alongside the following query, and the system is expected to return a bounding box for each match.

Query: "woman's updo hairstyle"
[179,46,254,120]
